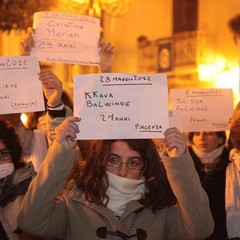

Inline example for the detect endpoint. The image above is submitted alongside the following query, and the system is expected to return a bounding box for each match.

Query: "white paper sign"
[169,109,183,131]
[74,73,169,139]
[171,88,234,132]
[0,56,45,114]
[32,11,100,65]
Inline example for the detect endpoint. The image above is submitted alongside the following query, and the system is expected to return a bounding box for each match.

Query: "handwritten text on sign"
[32,11,100,65]
[171,88,234,132]
[0,56,45,114]
[74,73,169,139]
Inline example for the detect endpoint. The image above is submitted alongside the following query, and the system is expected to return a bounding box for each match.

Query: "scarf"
[0,166,34,208]
[106,171,145,217]
[225,148,240,238]
[191,144,224,172]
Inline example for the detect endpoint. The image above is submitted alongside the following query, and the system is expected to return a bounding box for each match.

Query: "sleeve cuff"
[48,108,66,118]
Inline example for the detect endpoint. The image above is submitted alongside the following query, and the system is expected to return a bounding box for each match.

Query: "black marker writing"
[86,100,130,108]
[176,106,208,112]
[189,117,207,123]
[135,124,162,132]
[0,59,27,69]
[85,91,114,99]
[46,28,80,39]
[99,113,131,122]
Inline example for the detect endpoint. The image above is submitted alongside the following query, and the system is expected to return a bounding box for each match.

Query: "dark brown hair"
[0,120,25,169]
[229,116,240,150]
[72,139,176,212]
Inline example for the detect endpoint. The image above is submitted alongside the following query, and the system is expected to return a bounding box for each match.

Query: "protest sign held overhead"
[32,11,100,65]
[171,88,234,132]
[0,56,45,114]
[74,73,169,139]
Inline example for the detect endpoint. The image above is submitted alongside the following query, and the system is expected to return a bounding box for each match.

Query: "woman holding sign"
[19,27,115,164]
[20,27,115,73]
[18,113,214,239]
[0,44,69,239]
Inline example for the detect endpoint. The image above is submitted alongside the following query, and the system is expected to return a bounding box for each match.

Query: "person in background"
[0,43,69,238]
[225,111,240,240]
[0,120,36,240]
[17,109,214,240]
[0,114,35,163]
[187,131,229,240]
[0,70,64,172]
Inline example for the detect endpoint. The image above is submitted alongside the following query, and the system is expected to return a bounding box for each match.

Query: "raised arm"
[162,127,214,239]
[39,71,63,108]
[17,117,80,238]
[19,27,35,56]
[99,40,115,73]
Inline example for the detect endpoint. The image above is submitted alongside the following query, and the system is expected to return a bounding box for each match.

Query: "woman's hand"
[38,71,63,107]
[19,27,35,56]
[55,117,81,149]
[164,127,187,157]
[99,40,115,73]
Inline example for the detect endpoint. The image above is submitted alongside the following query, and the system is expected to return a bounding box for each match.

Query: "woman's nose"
[118,162,128,177]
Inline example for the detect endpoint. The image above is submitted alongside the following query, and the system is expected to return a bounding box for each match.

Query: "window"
[173,0,198,33]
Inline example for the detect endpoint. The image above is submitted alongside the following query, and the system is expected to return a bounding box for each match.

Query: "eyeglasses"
[0,149,11,160]
[107,156,144,170]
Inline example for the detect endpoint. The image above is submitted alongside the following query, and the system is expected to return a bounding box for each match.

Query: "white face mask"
[0,163,14,179]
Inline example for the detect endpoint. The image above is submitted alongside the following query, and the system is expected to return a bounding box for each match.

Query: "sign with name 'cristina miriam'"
[32,11,100,65]
[74,73,169,139]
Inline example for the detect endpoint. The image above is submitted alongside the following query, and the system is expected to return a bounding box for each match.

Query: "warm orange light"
[58,0,133,18]
[198,61,240,107]
[100,0,133,17]
[20,113,28,128]
[59,0,91,15]
[198,57,228,81]
[198,55,239,86]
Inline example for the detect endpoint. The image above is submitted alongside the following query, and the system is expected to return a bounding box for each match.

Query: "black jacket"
[188,146,230,240]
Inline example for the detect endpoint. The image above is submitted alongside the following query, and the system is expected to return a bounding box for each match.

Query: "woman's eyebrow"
[129,156,141,159]
[0,148,8,151]
[109,153,120,157]
[128,157,143,162]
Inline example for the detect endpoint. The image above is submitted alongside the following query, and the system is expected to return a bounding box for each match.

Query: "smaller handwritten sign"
[169,109,183,131]
[0,56,45,114]
[32,11,100,65]
[171,88,234,132]
[74,73,169,139]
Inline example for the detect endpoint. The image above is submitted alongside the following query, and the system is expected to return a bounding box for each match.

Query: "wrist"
[100,64,112,73]
[47,101,64,110]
